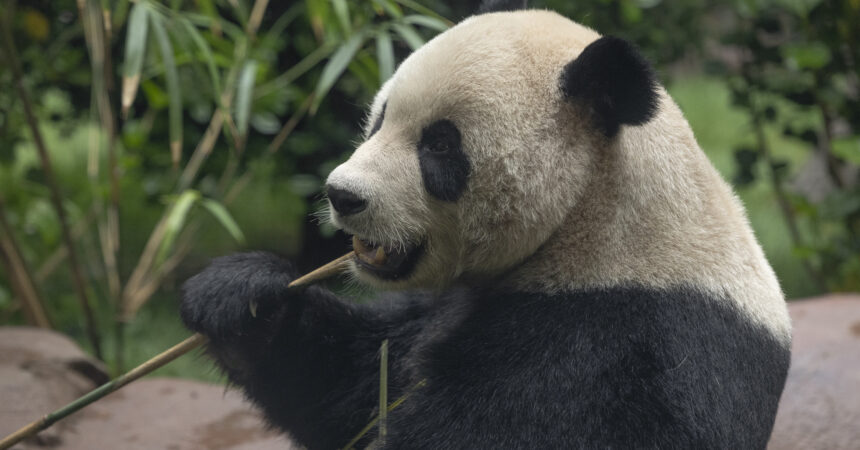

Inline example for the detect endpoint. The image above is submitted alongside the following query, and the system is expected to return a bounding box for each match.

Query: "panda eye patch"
[368,102,387,138]
[419,120,460,154]
[418,120,470,202]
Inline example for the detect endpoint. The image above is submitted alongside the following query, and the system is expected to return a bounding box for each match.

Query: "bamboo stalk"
[378,339,389,446]
[341,379,428,450]
[0,252,353,450]
[0,12,103,358]
[0,198,52,328]
[77,0,125,372]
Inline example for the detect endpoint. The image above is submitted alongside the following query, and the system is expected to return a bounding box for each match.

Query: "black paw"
[180,252,296,341]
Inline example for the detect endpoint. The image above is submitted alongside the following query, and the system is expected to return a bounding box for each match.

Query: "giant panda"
[180,1,792,448]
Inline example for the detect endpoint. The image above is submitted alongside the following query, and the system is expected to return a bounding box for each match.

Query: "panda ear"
[561,36,659,138]
[477,0,528,14]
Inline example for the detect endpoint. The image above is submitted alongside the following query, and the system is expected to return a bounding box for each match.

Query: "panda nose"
[326,185,368,216]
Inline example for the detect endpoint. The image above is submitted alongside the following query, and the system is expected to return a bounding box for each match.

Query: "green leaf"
[791,245,817,260]
[832,136,860,164]
[392,23,423,50]
[620,0,643,24]
[331,0,351,34]
[373,0,403,18]
[403,14,448,32]
[178,18,222,100]
[251,112,282,135]
[156,190,201,266]
[0,285,11,308]
[141,79,169,109]
[393,0,452,25]
[269,3,304,37]
[235,60,258,146]
[199,198,245,244]
[375,30,394,84]
[312,31,368,113]
[782,42,831,70]
[258,43,335,98]
[349,51,380,91]
[196,0,217,19]
[121,2,149,116]
[150,12,183,165]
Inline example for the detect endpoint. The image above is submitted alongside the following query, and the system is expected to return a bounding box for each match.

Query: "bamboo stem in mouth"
[0,252,354,450]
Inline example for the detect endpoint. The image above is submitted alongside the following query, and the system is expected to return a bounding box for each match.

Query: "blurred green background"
[0,0,857,381]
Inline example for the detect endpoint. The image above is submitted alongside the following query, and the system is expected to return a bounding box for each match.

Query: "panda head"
[325,2,659,289]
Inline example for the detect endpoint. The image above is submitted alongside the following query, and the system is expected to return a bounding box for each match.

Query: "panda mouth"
[352,236,424,280]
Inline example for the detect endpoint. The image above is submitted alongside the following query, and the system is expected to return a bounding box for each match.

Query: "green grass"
[668,76,820,299]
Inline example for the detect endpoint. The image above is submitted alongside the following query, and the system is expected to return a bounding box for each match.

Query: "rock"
[57,378,293,450]
[0,327,292,449]
[769,294,860,450]
[0,327,108,447]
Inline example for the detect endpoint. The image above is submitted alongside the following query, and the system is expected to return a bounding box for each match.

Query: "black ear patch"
[561,36,659,137]
[418,120,470,202]
[477,0,528,14]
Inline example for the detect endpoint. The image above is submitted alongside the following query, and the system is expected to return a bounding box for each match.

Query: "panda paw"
[180,252,297,342]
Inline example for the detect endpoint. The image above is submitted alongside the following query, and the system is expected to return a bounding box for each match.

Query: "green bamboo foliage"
[375,31,394,84]
[235,60,258,149]
[0,0,453,372]
[121,3,149,117]
[149,12,183,166]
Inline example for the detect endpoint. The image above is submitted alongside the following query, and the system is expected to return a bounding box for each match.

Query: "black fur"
[477,0,528,14]
[182,252,790,449]
[561,36,659,137]
[368,102,386,137]
[417,120,470,202]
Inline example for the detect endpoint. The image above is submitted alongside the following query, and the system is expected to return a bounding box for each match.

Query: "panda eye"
[417,119,470,202]
[419,120,461,154]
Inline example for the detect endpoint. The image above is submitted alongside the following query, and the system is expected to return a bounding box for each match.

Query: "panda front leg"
[179,251,426,449]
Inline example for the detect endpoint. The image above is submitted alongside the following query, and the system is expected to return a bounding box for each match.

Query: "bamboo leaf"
[393,0,453,25]
[404,14,449,32]
[121,3,149,117]
[269,4,304,37]
[156,190,200,266]
[235,60,257,147]
[198,0,223,37]
[392,23,423,50]
[331,0,351,34]
[257,42,335,98]
[199,198,245,244]
[373,0,403,18]
[178,18,222,99]
[349,51,380,92]
[312,31,367,113]
[150,13,183,166]
[375,30,394,84]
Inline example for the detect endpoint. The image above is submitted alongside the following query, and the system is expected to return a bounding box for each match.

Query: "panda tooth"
[374,246,387,265]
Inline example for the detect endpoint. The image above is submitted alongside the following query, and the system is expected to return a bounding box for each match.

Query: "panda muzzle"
[352,236,422,278]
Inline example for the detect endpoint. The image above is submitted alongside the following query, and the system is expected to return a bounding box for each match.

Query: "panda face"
[325,11,644,289]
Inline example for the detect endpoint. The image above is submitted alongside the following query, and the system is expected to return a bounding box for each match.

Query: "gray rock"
[769,294,860,450]
[0,327,292,449]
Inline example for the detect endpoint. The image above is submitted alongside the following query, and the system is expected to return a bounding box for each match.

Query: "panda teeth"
[352,236,388,266]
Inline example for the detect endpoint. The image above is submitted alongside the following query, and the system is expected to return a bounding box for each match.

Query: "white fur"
[325,11,791,343]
